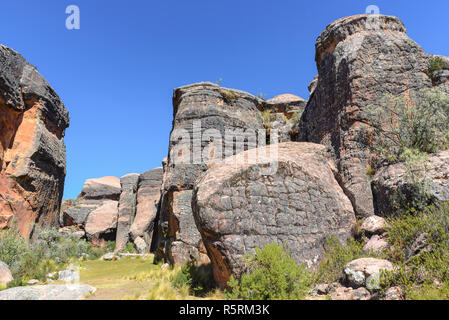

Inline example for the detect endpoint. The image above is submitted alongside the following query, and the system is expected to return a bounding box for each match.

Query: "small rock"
[384,286,403,300]
[344,258,394,290]
[0,262,13,285]
[133,236,147,254]
[364,235,389,252]
[315,283,329,295]
[161,263,170,271]
[353,287,371,300]
[101,252,118,261]
[27,279,39,285]
[361,216,387,235]
[58,270,79,282]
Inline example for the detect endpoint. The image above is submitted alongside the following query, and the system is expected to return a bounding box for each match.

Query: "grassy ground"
[79,255,223,300]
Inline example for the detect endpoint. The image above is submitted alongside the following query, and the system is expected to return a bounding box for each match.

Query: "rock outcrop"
[193,142,356,288]
[129,167,163,253]
[372,150,449,216]
[298,14,433,218]
[115,173,139,251]
[0,44,69,238]
[0,284,96,300]
[260,94,306,142]
[153,82,265,265]
[60,168,163,252]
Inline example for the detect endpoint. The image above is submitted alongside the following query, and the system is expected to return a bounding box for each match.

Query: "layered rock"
[153,82,265,265]
[61,176,120,228]
[0,44,69,238]
[372,150,449,216]
[129,167,163,253]
[192,142,356,288]
[298,14,433,218]
[115,173,139,251]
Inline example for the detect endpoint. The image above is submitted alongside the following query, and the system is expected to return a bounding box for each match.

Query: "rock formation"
[192,142,356,287]
[153,82,265,265]
[0,44,69,238]
[60,168,163,252]
[372,150,449,216]
[298,14,433,218]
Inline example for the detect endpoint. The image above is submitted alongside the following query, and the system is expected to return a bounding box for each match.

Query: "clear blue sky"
[1,1,448,199]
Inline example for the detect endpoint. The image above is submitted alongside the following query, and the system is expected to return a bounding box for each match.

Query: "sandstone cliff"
[0,45,69,238]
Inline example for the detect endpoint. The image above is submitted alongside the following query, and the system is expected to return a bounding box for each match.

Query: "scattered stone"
[364,235,389,253]
[315,283,330,295]
[58,270,79,282]
[133,236,147,254]
[0,262,13,285]
[361,216,387,236]
[101,253,118,261]
[0,284,96,300]
[344,258,394,290]
[161,263,170,271]
[27,279,39,285]
[384,286,403,300]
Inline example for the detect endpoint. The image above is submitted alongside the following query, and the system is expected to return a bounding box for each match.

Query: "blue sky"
[1,1,448,199]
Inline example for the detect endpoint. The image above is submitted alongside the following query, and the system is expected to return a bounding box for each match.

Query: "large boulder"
[115,173,139,252]
[192,142,356,288]
[0,284,95,300]
[344,258,393,290]
[372,150,449,216]
[60,176,121,228]
[298,15,433,218]
[129,167,163,252]
[153,82,265,265]
[0,44,69,238]
[84,200,119,245]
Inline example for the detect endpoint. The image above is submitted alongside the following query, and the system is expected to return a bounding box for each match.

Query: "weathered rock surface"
[363,235,388,253]
[298,14,433,218]
[130,167,163,252]
[330,286,371,300]
[115,173,139,252]
[360,215,387,235]
[193,142,356,287]
[0,284,95,300]
[79,176,121,200]
[372,150,449,216]
[344,258,393,290]
[260,94,306,142]
[0,44,69,238]
[0,261,13,285]
[154,82,264,265]
[84,200,118,244]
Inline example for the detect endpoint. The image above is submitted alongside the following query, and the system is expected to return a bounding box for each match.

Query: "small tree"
[226,243,312,300]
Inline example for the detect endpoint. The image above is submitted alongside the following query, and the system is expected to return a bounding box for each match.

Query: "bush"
[172,263,216,297]
[225,243,312,300]
[380,202,449,299]
[428,57,449,80]
[314,237,372,284]
[364,88,449,164]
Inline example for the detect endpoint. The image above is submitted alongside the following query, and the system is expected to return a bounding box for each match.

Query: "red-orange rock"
[0,45,69,238]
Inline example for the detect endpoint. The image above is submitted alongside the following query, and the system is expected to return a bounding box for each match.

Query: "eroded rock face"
[153,82,264,265]
[372,150,449,217]
[84,200,119,243]
[115,173,139,252]
[298,14,432,218]
[0,44,69,238]
[192,142,356,288]
[129,167,163,252]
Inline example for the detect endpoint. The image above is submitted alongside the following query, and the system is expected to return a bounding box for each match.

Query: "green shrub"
[225,243,312,300]
[428,57,449,80]
[172,263,216,297]
[314,237,371,284]
[380,202,449,299]
[364,88,449,164]
[259,109,275,128]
